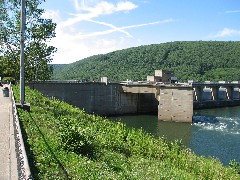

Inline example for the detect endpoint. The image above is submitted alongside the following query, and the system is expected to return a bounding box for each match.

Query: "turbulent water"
[110,106,240,165]
[191,106,240,165]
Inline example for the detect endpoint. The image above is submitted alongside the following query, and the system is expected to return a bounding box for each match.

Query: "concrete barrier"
[10,86,32,179]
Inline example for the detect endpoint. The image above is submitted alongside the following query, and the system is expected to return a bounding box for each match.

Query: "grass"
[13,86,240,179]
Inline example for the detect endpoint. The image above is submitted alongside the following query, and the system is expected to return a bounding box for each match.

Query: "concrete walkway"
[0,85,18,180]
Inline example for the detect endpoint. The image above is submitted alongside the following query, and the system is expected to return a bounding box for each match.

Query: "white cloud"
[73,0,82,11]
[121,19,175,29]
[56,16,174,42]
[57,1,138,29]
[115,1,138,12]
[89,1,116,14]
[41,10,61,23]
[76,1,138,17]
[49,32,125,64]
[81,19,132,37]
[81,19,175,39]
[47,1,138,64]
[211,28,240,38]
[49,17,174,64]
[46,1,174,64]
[72,0,138,14]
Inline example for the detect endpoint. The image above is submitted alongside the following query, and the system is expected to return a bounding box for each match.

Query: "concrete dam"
[28,81,240,123]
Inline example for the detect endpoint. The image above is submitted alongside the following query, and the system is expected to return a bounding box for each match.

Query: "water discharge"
[193,116,240,135]
[191,106,240,165]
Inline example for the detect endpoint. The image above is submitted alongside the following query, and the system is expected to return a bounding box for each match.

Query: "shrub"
[2,77,15,84]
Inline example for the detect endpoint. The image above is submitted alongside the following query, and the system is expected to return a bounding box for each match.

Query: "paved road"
[0,85,18,180]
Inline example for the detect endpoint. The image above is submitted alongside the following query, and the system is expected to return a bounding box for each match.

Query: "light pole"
[20,0,25,106]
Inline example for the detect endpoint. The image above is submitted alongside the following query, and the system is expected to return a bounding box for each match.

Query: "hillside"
[51,64,66,75]
[52,41,240,82]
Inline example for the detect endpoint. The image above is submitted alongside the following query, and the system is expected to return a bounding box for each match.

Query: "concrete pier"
[156,86,193,122]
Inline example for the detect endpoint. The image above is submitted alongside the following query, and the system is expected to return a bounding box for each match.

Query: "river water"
[110,106,240,165]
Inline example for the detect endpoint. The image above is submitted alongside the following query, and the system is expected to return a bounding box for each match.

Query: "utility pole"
[20,0,25,106]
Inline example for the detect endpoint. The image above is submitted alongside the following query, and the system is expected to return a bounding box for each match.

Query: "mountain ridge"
[52,41,240,82]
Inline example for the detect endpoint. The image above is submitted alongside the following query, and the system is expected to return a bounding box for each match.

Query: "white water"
[191,106,240,165]
[193,116,240,135]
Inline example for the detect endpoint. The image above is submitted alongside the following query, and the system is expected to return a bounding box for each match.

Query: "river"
[110,106,240,165]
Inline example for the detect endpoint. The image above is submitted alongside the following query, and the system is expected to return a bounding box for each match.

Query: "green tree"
[0,0,56,81]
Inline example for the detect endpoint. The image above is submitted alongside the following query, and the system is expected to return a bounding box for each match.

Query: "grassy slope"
[14,86,239,179]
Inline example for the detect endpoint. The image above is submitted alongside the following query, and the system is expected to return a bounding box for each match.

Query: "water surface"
[110,106,240,165]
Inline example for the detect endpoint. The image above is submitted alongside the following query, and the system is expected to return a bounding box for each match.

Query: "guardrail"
[10,85,32,180]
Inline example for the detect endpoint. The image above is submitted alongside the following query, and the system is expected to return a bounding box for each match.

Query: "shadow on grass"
[20,111,70,179]
[18,116,39,179]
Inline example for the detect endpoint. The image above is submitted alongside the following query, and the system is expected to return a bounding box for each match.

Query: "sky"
[40,0,240,64]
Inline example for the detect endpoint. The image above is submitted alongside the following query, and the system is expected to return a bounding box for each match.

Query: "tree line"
[53,41,240,82]
[0,0,56,83]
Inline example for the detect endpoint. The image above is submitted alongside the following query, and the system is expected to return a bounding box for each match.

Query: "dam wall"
[28,81,240,123]
[28,82,158,116]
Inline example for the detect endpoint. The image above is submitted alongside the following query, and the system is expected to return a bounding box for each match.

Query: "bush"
[229,160,240,174]
[2,77,15,84]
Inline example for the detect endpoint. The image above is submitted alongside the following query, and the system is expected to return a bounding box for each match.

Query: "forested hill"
[52,41,240,82]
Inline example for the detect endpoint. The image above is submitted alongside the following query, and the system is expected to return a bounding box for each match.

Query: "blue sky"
[40,0,240,64]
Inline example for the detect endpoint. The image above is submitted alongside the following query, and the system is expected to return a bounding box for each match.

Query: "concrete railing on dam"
[28,81,240,123]
[192,82,240,109]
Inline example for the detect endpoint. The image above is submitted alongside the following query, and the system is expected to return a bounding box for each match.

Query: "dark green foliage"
[51,64,67,76]
[1,76,15,84]
[204,68,240,82]
[59,116,97,159]
[53,41,240,82]
[13,86,239,179]
[229,160,240,174]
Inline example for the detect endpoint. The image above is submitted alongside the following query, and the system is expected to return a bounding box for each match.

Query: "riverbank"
[13,86,239,179]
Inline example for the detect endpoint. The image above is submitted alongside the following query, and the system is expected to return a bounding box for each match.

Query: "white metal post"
[20,0,26,106]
